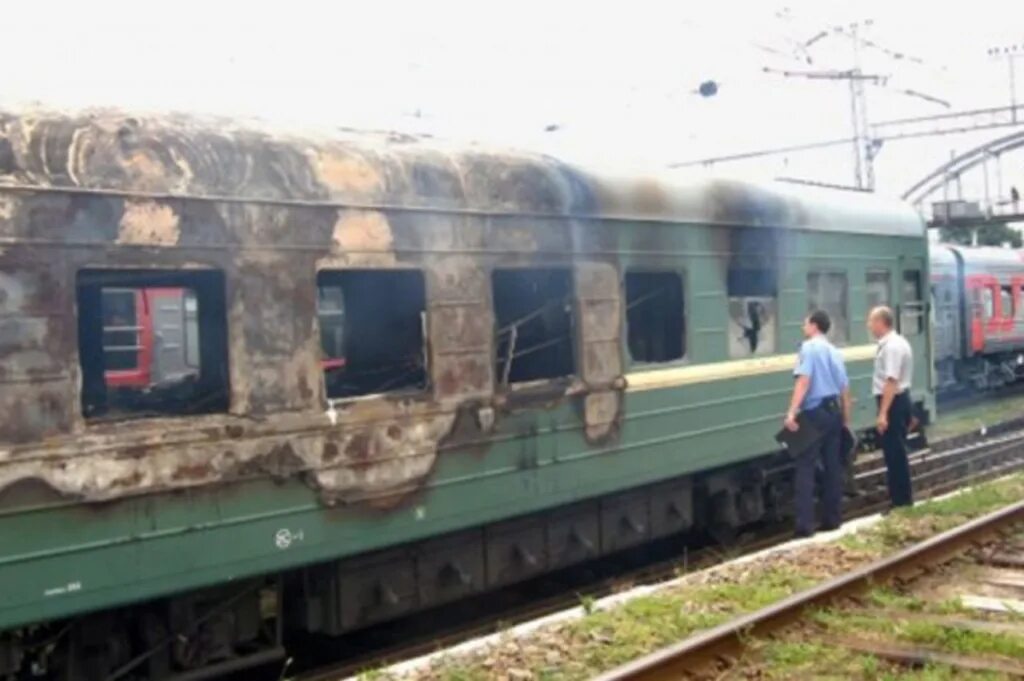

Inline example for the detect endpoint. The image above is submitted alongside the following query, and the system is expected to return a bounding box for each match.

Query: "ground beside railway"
[733,526,1024,679]
[931,388,1024,441]
[354,474,1024,681]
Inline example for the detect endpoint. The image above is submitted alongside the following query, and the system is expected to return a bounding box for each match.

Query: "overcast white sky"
[2,0,1022,198]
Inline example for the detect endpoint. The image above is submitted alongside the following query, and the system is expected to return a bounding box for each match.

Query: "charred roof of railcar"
[0,107,923,237]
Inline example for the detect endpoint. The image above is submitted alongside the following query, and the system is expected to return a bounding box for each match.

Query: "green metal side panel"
[0,228,932,631]
[0,357,873,630]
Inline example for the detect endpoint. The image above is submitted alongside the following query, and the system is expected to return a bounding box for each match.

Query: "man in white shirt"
[868,306,914,508]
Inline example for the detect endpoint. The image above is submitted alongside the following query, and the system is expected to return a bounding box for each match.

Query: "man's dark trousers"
[794,402,843,536]
[878,392,913,507]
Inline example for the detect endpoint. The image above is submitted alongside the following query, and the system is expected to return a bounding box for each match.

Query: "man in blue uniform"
[784,310,852,538]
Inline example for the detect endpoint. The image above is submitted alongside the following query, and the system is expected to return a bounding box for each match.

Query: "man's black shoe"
[793,529,815,539]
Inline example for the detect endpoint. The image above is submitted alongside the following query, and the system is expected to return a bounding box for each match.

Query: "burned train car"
[0,108,932,678]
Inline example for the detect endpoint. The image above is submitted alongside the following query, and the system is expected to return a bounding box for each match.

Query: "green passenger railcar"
[0,108,931,678]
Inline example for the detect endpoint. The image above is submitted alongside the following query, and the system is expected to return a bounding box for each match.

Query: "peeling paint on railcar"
[575,262,623,441]
[1,103,908,508]
[310,149,385,196]
[328,210,398,267]
[0,406,462,505]
[332,209,393,251]
[116,200,181,246]
[0,107,629,508]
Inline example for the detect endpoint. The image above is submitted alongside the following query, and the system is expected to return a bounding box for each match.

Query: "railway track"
[286,421,1024,681]
[595,490,1024,680]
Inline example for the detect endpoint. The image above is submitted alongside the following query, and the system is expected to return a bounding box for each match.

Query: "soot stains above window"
[76,269,229,420]
[625,271,684,363]
[317,269,427,399]
[492,268,575,385]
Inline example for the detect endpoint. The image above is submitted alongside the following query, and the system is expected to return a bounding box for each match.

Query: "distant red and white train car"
[102,286,347,395]
[931,245,1024,390]
[101,287,199,389]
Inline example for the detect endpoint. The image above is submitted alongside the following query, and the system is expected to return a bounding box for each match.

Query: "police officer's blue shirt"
[794,334,849,410]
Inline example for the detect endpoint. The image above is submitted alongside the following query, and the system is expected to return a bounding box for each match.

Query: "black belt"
[814,396,841,414]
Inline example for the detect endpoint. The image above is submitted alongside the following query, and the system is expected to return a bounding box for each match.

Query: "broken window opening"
[317,269,427,400]
[492,268,575,385]
[866,269,892,310]
[807,272,850,345]
[727,272,778,359]
[726,228,780,358]
[626,271,685,363]
[77,269,229,420]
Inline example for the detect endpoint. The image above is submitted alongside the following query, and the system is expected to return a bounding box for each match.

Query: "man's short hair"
[869,306,895,329]
[808,309,831,334]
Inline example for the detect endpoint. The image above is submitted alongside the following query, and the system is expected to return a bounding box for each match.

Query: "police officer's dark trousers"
[878,392,913,507]
[794,399,843,536]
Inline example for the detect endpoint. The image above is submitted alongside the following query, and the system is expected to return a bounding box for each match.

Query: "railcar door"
[898,258,930,392]
[930,270,960,388]
[1013,276,1024,343]
[965,274,1001,355]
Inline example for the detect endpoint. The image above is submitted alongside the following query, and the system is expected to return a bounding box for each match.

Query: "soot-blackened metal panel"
[0,109,922,233]
[1,105,917,508]
[0,108,632,508]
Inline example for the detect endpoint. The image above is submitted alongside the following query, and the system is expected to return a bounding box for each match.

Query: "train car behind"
[931,245,1024,390]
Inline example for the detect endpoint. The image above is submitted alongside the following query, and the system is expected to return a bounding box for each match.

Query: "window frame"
[315,267,430,402]
[726,265,779,360]
[865,268,892,311]
[806,270,851,346]
[75,267,230,422]
[491,266,577,389]
[623,268,687,366]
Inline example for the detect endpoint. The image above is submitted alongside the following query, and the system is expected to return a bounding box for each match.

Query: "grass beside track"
[360,475,1024,681]
[748,557,1024,679]
[931,390,1024,442]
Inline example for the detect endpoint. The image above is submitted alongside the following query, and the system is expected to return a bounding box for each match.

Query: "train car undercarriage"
[937,353,1024,392]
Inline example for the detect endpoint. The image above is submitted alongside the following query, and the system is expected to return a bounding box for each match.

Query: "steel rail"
[594,498,1024,681]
